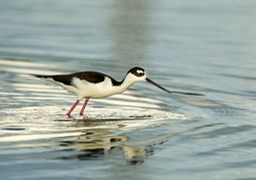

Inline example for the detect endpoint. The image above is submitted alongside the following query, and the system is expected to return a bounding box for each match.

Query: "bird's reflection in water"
[123,146,152,165]
[59,129,151,165]
[55,116,223,165]
[54,117,157,165]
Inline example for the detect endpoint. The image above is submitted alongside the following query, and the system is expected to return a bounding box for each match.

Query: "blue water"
[1,0,256,179]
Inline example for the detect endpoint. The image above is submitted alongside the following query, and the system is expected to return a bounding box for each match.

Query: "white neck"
[117,73,137,93]
[99,73,145,98]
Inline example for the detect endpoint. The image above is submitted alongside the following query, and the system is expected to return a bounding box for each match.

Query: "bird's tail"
[30,74,52,79]
[30,74,56,83]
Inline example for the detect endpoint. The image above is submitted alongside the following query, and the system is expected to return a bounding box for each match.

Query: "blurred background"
[1,0,256,179]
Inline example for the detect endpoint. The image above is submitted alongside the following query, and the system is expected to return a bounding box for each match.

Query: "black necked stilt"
[32,66,200,116]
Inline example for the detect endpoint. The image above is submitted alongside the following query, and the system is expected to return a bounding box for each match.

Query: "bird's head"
[127,67,147,82]
[126,67,171,93]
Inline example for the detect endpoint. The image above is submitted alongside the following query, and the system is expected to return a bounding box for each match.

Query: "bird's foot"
[66,113,74,118]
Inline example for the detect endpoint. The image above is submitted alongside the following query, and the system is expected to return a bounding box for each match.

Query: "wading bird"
[32,67,198,116]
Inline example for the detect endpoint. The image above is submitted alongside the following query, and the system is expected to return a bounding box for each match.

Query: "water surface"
[1,0,256,179]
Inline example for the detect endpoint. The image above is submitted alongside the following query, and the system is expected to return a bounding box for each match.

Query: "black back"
[33,71,121,86]
[33,67,146,86]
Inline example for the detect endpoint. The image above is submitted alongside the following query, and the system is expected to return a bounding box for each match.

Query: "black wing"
[32,71,121,86]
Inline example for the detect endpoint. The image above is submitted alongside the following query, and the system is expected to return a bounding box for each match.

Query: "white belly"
[69,77,125,99]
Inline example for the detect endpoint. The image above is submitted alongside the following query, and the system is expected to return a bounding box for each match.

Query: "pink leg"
[80,98,89,116]
[66,100,80,116]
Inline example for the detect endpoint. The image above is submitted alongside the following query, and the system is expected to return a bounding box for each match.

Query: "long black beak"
[146,78,203,96]
[146,78,171,93]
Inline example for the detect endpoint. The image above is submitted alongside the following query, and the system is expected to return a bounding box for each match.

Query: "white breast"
[71,77,125,99]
